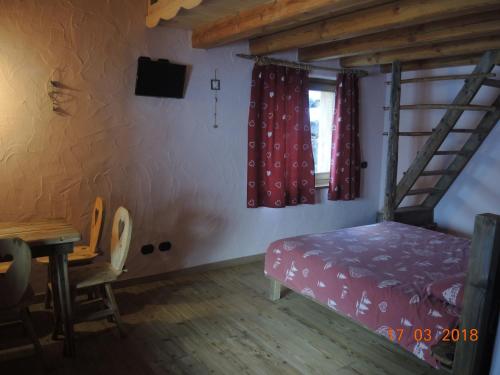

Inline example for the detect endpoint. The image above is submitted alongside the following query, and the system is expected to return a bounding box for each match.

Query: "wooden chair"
[39,197,105,308]
[67,207,132,337]
[0,238,45,365]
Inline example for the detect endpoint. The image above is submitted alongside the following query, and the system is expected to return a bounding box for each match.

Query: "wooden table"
[0,219,80,357]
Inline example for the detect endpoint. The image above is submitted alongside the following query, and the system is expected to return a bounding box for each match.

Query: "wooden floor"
[0,261,447,375]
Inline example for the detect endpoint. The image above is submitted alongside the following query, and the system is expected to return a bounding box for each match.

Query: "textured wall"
[0,0,385,293]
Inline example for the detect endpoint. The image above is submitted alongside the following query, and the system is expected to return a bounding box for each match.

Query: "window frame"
[309,78,336,189]
[309,78,336,93]
[315,172,330,188]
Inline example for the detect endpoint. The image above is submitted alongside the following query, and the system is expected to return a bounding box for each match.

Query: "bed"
[264,220,482,369]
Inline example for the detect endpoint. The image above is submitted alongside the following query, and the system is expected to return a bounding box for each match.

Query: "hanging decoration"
[211,69,220,128]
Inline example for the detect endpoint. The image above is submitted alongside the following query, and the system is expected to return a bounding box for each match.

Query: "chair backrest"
[89,197,104,254]
[0,238,32,311]
[110,207,132,274]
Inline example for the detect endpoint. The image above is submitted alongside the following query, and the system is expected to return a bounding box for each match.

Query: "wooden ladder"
[382,50,500,227]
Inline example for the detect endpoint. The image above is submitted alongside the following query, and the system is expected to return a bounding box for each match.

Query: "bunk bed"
[265,50,500,375]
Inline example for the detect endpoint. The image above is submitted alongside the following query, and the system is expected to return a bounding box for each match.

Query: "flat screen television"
[135,56,187,98]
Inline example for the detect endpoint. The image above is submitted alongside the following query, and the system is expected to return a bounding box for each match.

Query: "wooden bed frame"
[268,214,500,375]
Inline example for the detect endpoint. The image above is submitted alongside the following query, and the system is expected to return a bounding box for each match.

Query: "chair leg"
[95,284,114,323]
[87,286,99,301]
[20,307,46,368]
[70,287,77,324]
[104,283,126,338]
[44,267,52,309]
[49,262,62,340]
[98,285,113,322]
[44,285,52,310]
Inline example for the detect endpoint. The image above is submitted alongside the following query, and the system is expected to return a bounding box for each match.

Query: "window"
[309,79,336,188]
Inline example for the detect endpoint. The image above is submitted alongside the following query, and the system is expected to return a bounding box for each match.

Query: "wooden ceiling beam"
[379,54,500,73]
[299,12,500,61]
[192,0,391,49]
[249,0,500,56]
[341,36,500,67]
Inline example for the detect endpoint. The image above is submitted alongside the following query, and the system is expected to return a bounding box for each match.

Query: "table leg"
[52,245,75,357]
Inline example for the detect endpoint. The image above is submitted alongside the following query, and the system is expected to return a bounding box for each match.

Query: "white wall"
[380,64,500,374]
[0,0,386,292]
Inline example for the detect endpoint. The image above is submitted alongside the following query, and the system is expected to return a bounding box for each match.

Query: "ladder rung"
[383,104,496,111]
[450,128,488,134]
[406,188,442,196]
[434,150,471,156]
[382,131,432,136]
[483,79,500,88]
[395,206,432,213]
[382,129,489,136]
[399,131,432,136]
[420,170,457,176]
[385,73,496,85]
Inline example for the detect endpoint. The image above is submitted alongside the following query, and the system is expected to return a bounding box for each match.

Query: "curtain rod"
[235,54,368,77]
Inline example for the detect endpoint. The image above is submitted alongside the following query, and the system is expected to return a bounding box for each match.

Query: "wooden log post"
[379,53,500,73]
[453,214,500,375]
[299,12,500,62]
[249,0,500,55]
[192,0,389,49]
[383,61,401,221]
[340,36,500,68]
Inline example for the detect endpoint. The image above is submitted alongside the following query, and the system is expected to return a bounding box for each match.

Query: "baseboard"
[115,253,265,288]
[33,253,265,303]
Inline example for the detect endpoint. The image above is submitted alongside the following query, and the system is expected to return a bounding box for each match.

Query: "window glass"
[309,90,335,174]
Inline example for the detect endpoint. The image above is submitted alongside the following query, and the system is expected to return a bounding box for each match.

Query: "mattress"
[264,221,470,367]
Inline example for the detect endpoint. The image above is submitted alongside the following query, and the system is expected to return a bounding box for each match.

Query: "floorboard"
[0,261,447,375]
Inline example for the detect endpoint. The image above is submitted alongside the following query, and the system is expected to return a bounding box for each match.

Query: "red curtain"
[247,64,315,208]
[328,73,361,201]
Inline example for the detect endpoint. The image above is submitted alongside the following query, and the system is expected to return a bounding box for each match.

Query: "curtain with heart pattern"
[328,73,361,201]
[247,64,315,208]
